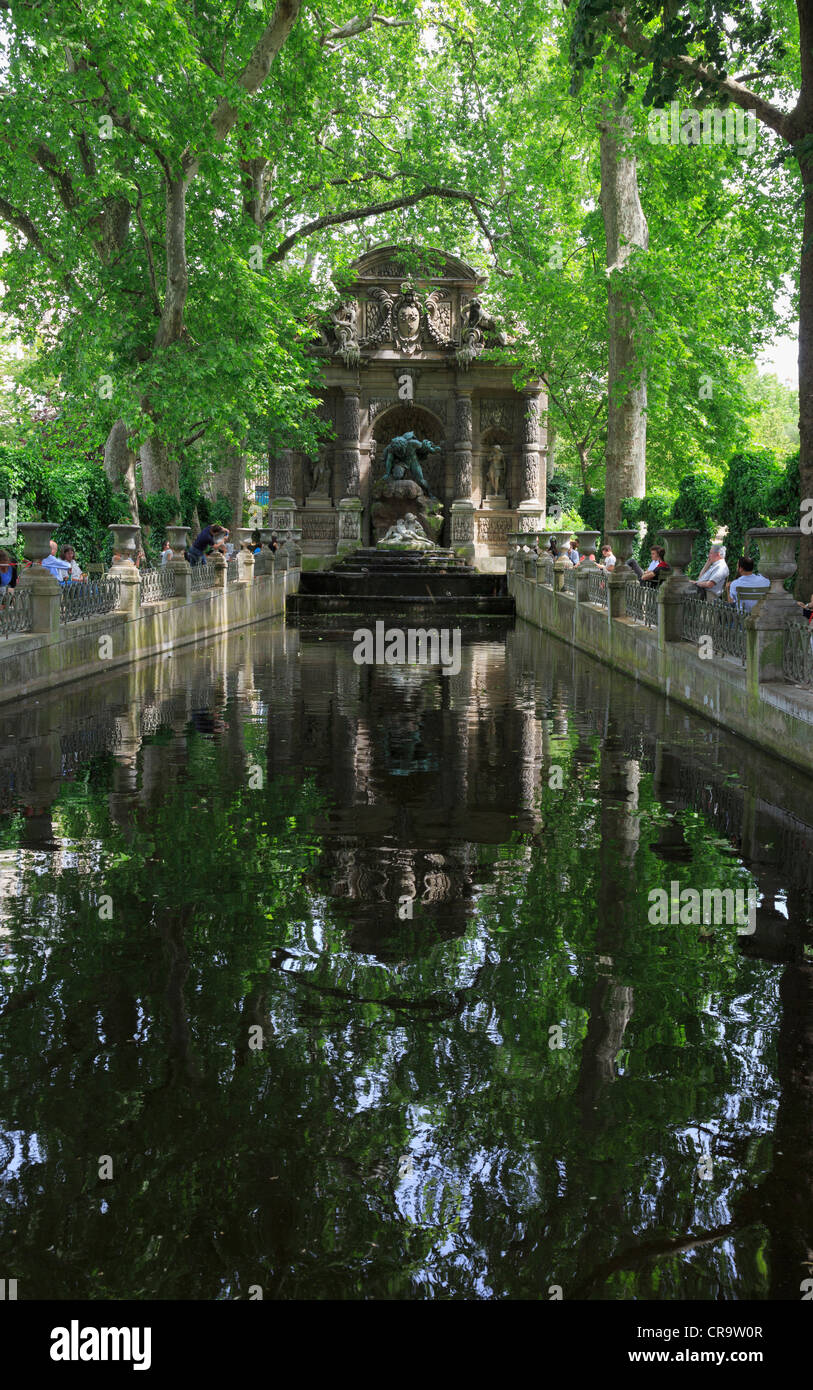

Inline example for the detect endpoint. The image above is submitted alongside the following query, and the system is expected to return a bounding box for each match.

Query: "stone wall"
[509,569,813,775]
[0,561,297,706]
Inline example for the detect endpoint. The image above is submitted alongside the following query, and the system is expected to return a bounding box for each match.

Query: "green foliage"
[579,490,605,533]
[548,473,583,517]
[670,469,724,575]
[717,447,784,568]
[621,487,677,560]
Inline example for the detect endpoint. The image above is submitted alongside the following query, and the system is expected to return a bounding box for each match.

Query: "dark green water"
[1,620,812,1300]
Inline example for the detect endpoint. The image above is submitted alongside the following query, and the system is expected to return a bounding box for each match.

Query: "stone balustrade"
[508,526,813,773]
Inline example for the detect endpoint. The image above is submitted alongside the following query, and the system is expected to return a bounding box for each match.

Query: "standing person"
[693,543,729,601]
[187,523,228,566]
[728,555,770,612]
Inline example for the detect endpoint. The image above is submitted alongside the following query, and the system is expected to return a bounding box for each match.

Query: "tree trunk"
[209,442,247,532]
[140,434,180,499]
[797,152,813,597]
[599,98,648,530]
[103,418,140,524]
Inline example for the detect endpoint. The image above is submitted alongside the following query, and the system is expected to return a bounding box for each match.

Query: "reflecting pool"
[1,619,812,1299]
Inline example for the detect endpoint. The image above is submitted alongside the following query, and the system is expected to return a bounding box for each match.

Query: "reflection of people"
[486,445,505,496]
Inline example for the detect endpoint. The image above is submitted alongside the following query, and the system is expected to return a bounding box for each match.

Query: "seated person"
[0,548,18,589]
[161,540,173,566]
[268,533,279,553]
[61,545,85,581]
[41,548,73,584]
[640,546,670,584]
[599,544,616,570]
[728,555,770,612]
[692,543,729,600]
[566,538,579,565]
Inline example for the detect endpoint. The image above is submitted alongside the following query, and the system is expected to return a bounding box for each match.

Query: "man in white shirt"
[693,544,729,599]
[728,556,770,612]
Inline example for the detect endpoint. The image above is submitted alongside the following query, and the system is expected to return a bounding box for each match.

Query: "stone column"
[605,529,637,620]
[658,528,698,645]
[518,386,544,534]
[212,550,228,592]
[15,524,61,637]
[271,449,296,540]
[107,524,142,619]
[745,527,803,687]
[336,388,363,556]
[451,387,475,560]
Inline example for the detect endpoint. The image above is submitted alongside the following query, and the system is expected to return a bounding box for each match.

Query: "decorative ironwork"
[0,586,32,638]
[228,558,240,583]
[783,619,813,687]
[563,566,578,595]
[60,577,121,624]
[681,594,745,663]
[140,566,176,603]
[625,580,659,629]
[191,562,216,591]
[587,570,608,608]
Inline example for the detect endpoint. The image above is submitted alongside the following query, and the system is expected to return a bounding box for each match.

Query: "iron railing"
[624,580,659,628]
[587,570,608,608]
[682,594,746,664]
[60,577,121,624]
[563,565,578,595]
[0,586,32,638]
[783,619,813,688]
[140,566,176,603]
[190,561,216,591]
[228,557,240,583]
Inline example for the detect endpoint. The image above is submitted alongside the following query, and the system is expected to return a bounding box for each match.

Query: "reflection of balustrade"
[60,577,121,624]
[139,567,176,603]
[681,594,745,663]
[0,586,32,638]
[61,718,124,774]
[783,619,813,687]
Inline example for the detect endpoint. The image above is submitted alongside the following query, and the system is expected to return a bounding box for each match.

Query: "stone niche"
[286,245,547,569]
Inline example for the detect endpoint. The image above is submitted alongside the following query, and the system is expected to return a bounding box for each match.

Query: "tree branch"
[267,185,495,262]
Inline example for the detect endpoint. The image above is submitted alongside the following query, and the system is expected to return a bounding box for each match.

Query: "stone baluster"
[745,527,803,686]
[658,528,699,644]
[15,522,61,636]
[165,525,192,600]
[108,523,143,618]
[234,528,255,582]
[605,529,637,619]
[575,529,601,601]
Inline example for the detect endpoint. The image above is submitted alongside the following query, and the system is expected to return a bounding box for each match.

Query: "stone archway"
[371,404,447,498]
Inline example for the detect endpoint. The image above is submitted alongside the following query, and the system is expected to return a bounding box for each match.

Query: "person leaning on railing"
[186,523,229,566]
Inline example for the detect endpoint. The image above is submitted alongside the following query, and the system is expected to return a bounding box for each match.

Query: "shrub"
[579,490,605,533]
[670,470,723,576]
[621,488,677,561]
[717,448,784,569]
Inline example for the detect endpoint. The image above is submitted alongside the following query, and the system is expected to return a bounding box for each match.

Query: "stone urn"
[605,529,637,575]
[165,525,191,559]
[576,531,601,568]
[108,523,141,564]
[234,528,255,552]
[16,521,58,563]
[661,528,699,593]
[746,528,801,615]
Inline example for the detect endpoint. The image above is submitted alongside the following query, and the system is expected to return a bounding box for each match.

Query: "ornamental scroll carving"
[480,399,514,433]
[455,394,473,443]
[523,396,541,444]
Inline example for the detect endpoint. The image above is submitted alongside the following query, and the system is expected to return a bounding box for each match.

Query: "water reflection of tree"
[0,704,804,1299]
